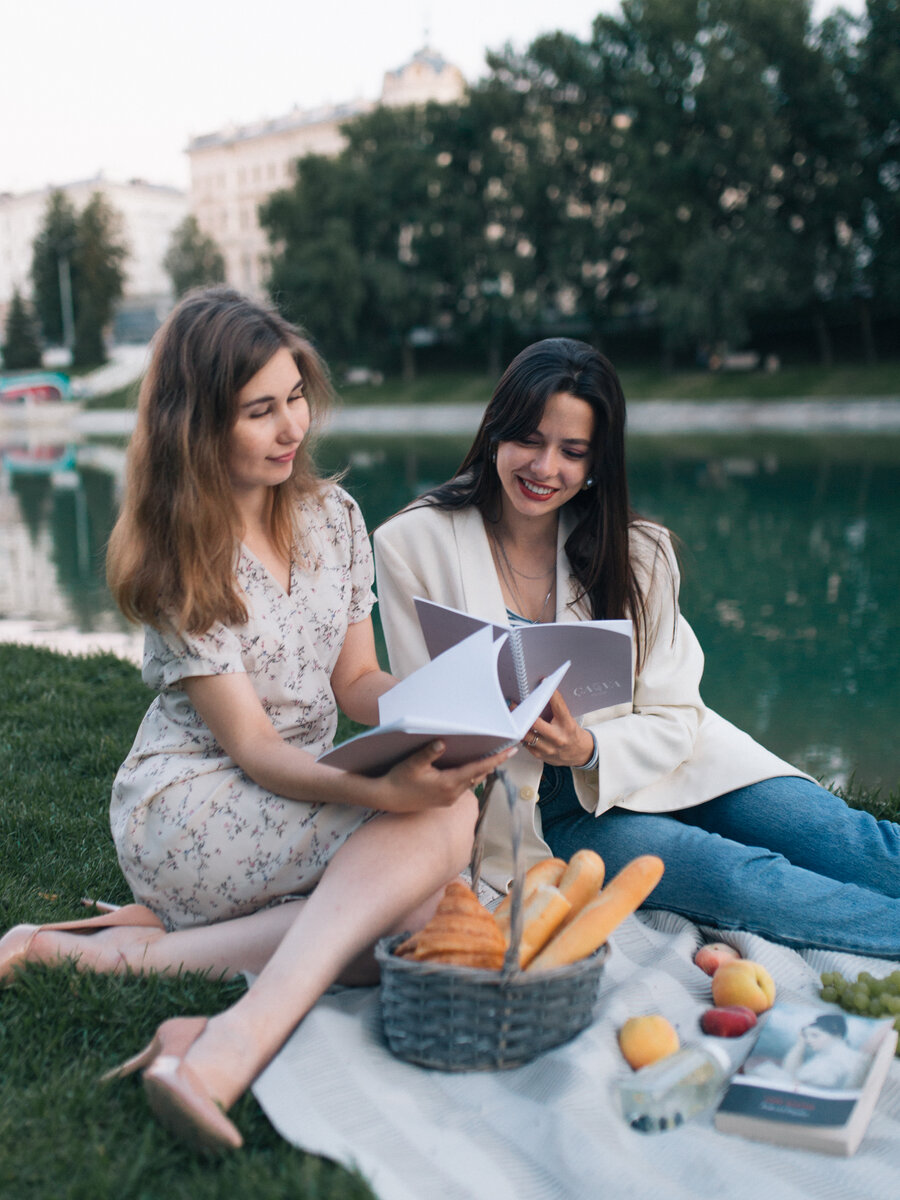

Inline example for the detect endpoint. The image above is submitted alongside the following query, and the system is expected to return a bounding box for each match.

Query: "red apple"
[693,941,741,976]
[700,1005,758,1037]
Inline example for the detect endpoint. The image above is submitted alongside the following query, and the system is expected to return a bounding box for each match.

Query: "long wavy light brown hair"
[412,337,671,668]
[107,287,333,633]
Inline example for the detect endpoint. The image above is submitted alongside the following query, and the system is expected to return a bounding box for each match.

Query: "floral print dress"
[110,485,376,930]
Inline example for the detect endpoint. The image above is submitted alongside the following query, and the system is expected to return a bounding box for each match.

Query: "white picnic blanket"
[251,911,900,1200]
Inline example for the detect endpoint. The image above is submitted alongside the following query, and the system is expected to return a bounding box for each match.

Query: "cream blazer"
[373,503,808,891]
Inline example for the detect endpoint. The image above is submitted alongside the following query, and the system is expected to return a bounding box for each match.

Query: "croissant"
[394,880,506,970]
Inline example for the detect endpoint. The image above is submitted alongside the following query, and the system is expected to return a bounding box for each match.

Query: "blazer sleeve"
[577,527,705,814]
[373,515,435,680]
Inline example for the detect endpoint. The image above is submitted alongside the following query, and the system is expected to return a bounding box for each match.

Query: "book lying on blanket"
[413,597,633,720]
[317,626,570,776]
[714,1000,898,1156]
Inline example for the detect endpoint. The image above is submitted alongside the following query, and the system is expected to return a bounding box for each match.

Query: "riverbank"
[81,351,900,410]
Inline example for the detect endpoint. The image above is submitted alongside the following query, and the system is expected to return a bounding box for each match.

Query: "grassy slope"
[0,645,372,1199]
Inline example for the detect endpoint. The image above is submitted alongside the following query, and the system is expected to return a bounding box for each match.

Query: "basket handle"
[467,771,497,896]
[496,767,526,975]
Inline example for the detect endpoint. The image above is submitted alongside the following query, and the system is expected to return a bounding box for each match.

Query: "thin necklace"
[487,526,556,580]
[489,531,555,623]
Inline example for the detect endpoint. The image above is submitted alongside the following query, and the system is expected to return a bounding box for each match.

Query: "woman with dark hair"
[0,287,512,1153]
[374,337,900,957]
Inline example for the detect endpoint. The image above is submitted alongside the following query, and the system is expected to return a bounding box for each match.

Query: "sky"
[1,0,864,197]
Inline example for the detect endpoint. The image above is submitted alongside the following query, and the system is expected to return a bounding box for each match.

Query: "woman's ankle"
[182,1011,264,1109]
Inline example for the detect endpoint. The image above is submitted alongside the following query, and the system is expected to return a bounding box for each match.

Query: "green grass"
[85,361,900,412]
[0,644,372,1199]
[1,643,897,1195]
[335,362,900,407]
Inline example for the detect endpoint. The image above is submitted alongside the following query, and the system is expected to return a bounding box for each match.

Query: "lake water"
[1,422,897,794]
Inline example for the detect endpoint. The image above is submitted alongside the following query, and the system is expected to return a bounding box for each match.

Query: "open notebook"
[318,626,569,776]
[414,596,633,719]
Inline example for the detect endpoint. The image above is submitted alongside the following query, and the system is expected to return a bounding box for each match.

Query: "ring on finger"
[528,731,539,747]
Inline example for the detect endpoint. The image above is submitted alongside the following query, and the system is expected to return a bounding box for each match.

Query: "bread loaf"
[517,884,572,968]
[493,856,566,945]
[556,849,605,924]
[525,855,664,971]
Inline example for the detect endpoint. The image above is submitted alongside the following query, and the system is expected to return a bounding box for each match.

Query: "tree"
[71,192,128,367]
[29,189,128,366]
[163,215,226,297]
[262,108,443,369]
[553,0,864,362]
[2,290,43,370]
[30,190,79,345]
[826,0,900,357]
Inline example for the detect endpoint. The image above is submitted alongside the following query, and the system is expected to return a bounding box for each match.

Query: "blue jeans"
[538,768,900,958]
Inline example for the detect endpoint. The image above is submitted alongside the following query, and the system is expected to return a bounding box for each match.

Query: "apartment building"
[187,47,466,297]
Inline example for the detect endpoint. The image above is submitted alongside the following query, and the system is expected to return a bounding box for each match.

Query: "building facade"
[0,177,187,340]
[187,48,466,298]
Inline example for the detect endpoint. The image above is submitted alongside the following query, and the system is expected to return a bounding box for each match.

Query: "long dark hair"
[107,286,333,633]
[416,337,666,666]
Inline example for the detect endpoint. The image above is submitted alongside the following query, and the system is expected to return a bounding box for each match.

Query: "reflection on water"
[1,429,897,793]
[0,439,125,635]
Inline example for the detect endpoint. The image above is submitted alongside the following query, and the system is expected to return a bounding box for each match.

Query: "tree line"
[5,0,896,375]
[261,0,898,371]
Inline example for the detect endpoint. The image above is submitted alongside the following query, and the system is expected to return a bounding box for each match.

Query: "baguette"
[493,856,566,944]
[556,849,605,925]
[517,884,572,968]
[525,855,664,971]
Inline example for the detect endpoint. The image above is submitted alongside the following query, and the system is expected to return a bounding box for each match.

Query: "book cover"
[413,597,632,720]
[714,1000,897,1155]
[317,626,570,776]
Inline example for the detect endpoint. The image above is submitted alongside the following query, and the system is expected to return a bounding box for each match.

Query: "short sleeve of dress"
[142,620,246,692]
[343,490,376,625]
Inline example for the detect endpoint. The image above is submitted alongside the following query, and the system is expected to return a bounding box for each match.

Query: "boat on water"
[1,442,78,476]
[0,371,81,423]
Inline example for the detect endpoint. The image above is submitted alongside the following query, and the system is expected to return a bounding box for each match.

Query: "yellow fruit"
[711,959,776,1014]
[618,1014,680,1070]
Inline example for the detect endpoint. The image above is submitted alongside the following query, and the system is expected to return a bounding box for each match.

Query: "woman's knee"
[441,790,479,875]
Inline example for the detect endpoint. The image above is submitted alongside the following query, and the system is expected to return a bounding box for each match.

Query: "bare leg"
[165,795,477,1110]
[21,851,453,985]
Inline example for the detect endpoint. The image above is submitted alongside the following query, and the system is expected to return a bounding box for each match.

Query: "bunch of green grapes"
[820,970,900,1052]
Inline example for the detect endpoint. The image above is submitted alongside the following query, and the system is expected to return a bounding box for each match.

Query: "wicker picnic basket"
[375,769,609,1071]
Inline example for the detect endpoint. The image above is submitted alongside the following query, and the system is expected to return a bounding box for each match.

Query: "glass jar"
[616,1043,734,1133]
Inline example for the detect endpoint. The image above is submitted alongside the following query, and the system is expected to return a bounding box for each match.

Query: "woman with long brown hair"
[0,287,512,1152]
[374,337,900,957]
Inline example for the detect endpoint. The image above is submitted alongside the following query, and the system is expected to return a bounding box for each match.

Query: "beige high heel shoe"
[0,903,165,986]
[104,1017,243,1154]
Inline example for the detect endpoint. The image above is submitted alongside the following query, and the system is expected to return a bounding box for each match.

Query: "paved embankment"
[73,396,900,438]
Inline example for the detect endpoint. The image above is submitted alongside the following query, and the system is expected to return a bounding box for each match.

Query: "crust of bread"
[517,884,573,968]
[526,855,664,971]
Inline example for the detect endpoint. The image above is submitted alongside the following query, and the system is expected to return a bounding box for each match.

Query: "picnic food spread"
[393,849,664,973]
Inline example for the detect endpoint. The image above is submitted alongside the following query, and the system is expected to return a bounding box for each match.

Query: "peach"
[711,959,776,1014]
[693,941,741,976]
[699,1005,758,1037]
[618,1014,680,1070]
